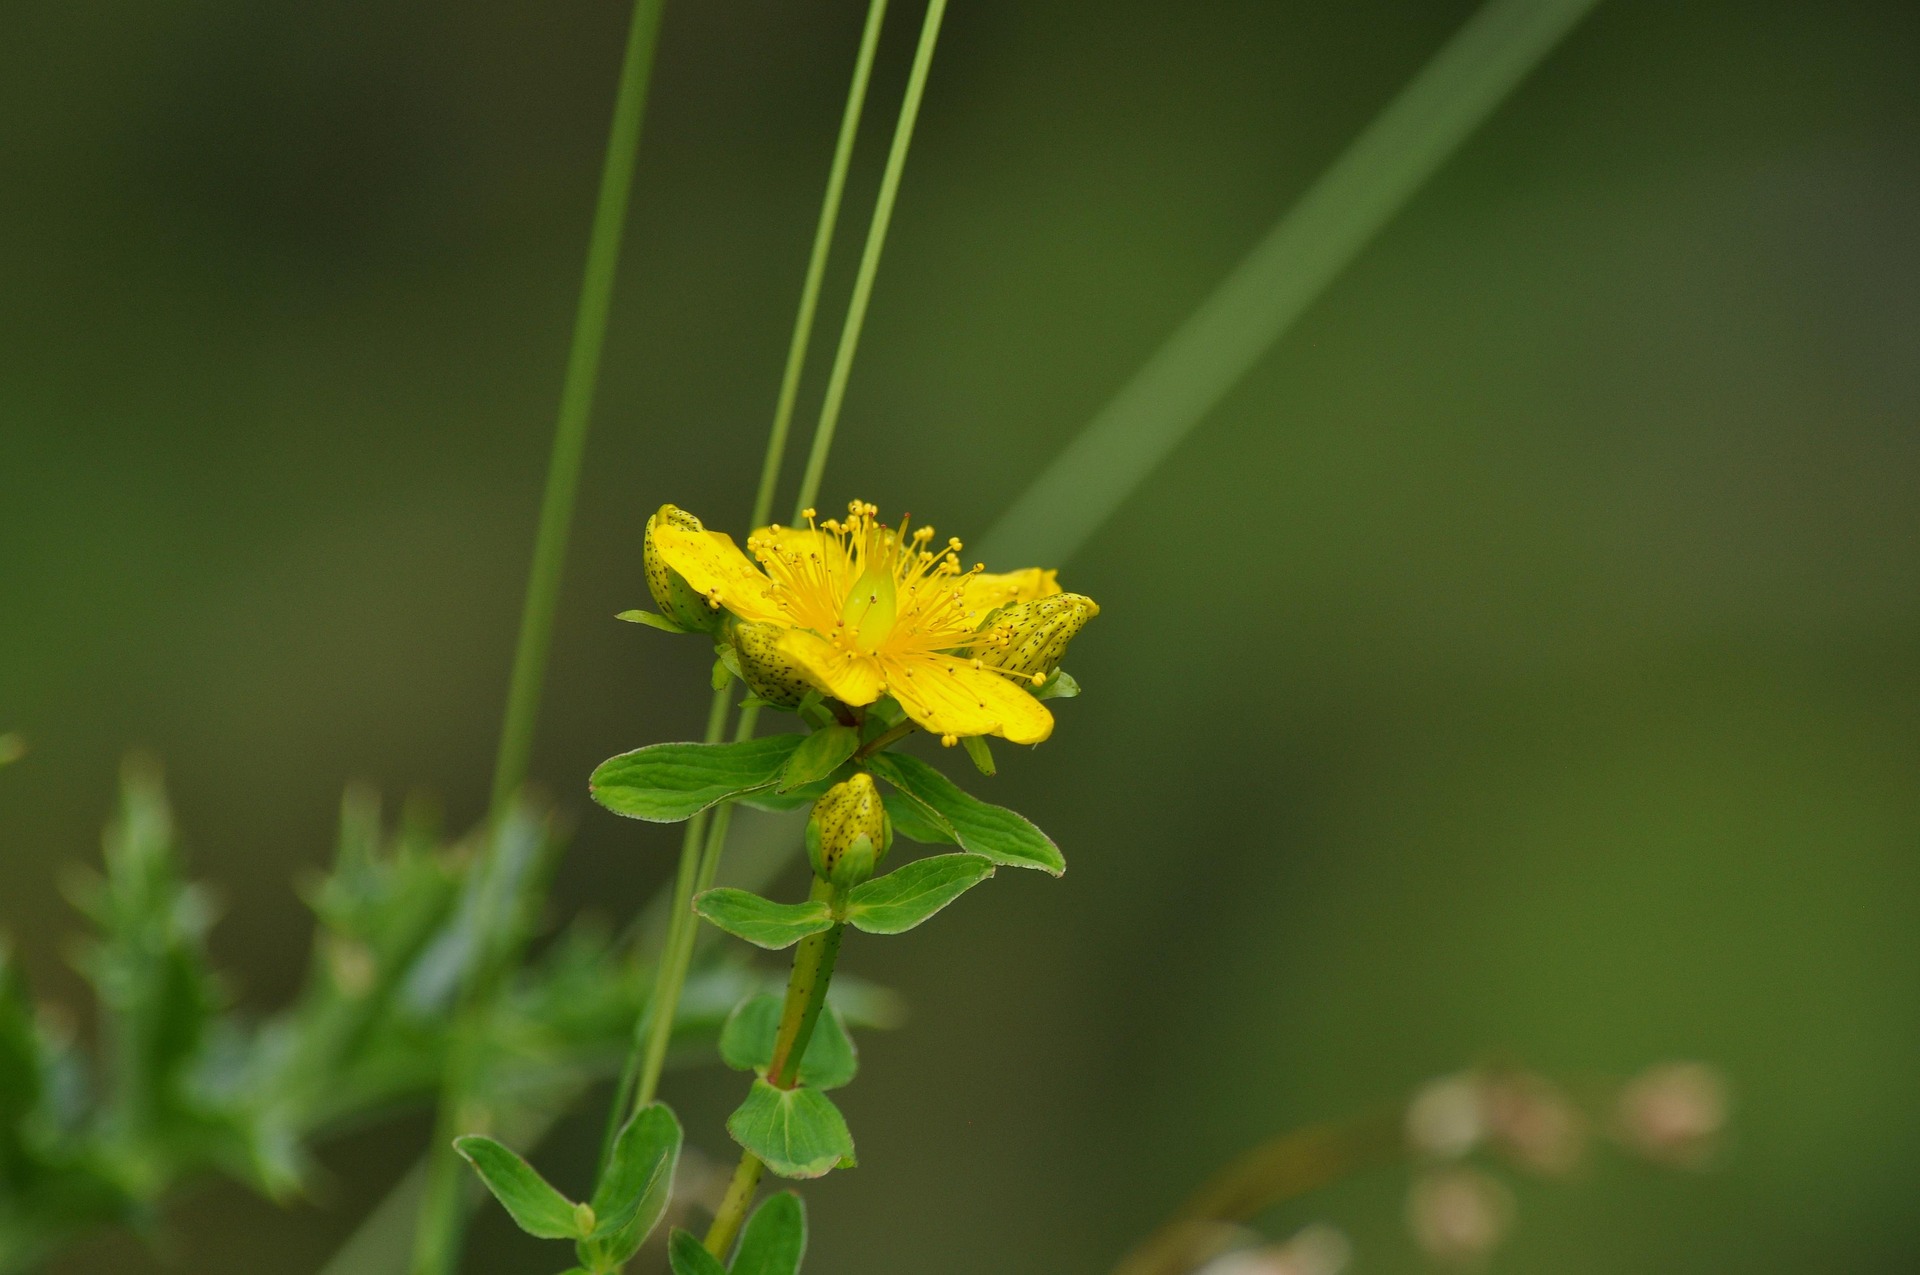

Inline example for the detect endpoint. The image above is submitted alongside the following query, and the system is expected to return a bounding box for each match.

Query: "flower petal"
[652,521,784,624]
[963,567,1060,619]
[777,629,886,706]
[754,524,852,580]
[883,653,1054,745]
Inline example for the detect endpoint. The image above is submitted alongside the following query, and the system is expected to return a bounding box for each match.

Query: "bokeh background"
[6,0,1919,1271]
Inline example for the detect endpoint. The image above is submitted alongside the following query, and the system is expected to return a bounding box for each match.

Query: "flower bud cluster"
[806,773,891,889]
[644,504,724,633]
[729,621,816,708]
[973,594,1099,685]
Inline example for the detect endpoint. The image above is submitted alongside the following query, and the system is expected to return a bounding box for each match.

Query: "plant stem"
[599,688,728,1170]
[853,718,916,760]
[1107,1110,1404,1275]
[792,0,949,520]
[705,1154,766,1259]
[699,6,949,1242]
[489,0,670,821]
[766,885,844,1088]
[705,881,846,1257]
[605,0,892,1142]
[750,0,891,532]
[410,4,667,1273]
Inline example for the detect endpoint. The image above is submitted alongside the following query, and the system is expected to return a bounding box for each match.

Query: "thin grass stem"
[608,0,893,1145]
[792,0,950,520]
[977,0,1600,569]
[407,3,668,1272]
[750,0,892,532]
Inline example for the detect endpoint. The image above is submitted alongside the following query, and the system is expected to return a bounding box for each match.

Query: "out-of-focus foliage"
[0,765,788,1271]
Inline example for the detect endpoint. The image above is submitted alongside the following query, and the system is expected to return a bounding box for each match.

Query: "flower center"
[840,561,897,650]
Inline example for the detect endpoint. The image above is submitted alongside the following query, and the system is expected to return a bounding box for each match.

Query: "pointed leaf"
[616,609,690,633]
[732,1192,808,1275]
[843,854,995,935]
[694,890,835,950]
[668,1228,728,1275]
[454,1135,583,1239]
[880,789,955,846]
[720,993,857,1089]
[1037,669,1081,699]
[585,1102,681,1264]
[779,726,859,792]
[591,736,807,822]
[867,753,1064,874]
[727,1079,856,1179]
[961,735,996,776]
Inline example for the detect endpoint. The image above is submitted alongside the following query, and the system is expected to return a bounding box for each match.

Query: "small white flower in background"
[1481,1070,1587,1176]
[1407,1166,1515,1265]
[1615,1061,1728,1168]
[1406,1072,1487,1160]
[1195,1224,1352,1275]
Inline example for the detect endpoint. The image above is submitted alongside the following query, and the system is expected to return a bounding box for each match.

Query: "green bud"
[806,773,891,887]
[729,621,818,708]
[975,593,1099,685]
[644,504,724,633]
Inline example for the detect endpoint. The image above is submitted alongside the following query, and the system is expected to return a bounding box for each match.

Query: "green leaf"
[880,789,954,846]
[668,1228,728,1275]
[615,608,690,634]
[454,1135,584,1240]
[779,726,859,792]
[727,1079,856,1179]
[866,753,1065,875]
[584,1102,681,1266]
[693,890,835,950]
[1037,669,1081,699]
[843,854,995,935]
[591,736,806,822]
[719,993,857,1090]
[961,734,996,775]
[732,1192,808,1275]
[738,771,841,813]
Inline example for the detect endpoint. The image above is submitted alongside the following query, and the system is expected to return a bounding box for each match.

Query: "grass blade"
[979,0,1602,568]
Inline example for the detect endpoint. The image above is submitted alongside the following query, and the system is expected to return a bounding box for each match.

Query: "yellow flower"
[651,500,1091,745]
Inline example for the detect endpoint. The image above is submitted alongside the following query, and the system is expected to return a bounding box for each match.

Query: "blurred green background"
[5,0,1918,1271]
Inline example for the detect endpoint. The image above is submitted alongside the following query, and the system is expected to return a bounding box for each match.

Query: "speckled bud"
[729,622,818,708]
[975,593,1100,684]
[644,504,723,632]
[806,773,891,888]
